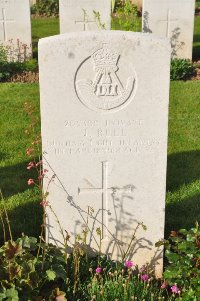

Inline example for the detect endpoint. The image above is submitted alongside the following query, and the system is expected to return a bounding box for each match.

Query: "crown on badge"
[92,46,119,69]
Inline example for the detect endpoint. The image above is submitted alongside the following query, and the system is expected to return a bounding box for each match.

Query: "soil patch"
[9,71,39,83]
[192,61,200,80]
[195,7,200,16]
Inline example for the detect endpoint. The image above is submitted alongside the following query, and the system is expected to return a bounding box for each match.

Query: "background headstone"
[39,31,171,277]
[131,0,142,10]
[0,0,32,61]
[142,0,195,59]
[59,0,111,33]
[30,0,36,6]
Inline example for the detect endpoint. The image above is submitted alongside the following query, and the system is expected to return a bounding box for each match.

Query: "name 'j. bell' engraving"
[75,44,137,112]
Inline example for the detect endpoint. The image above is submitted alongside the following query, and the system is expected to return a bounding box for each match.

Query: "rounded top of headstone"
[39,30,171,51]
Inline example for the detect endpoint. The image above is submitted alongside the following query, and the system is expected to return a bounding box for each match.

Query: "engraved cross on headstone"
[78,161,124,237]
[158,9,178,38]
[75,14,96,31]
[0,8,14,41]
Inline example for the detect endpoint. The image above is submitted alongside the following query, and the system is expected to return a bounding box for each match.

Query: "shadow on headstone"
[47,187,163,272]
[171,27,185,58]
[143,11,186,58]
[46,174,159,268]
[142,11,152,33]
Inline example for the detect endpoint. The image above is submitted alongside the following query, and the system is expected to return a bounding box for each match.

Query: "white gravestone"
[39,31,170,277]
[142,0,195,59]
[59,0,111,33]
[0,0,32,61]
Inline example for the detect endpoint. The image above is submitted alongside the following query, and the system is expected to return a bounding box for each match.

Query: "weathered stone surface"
[59,0,111,33]
[142,0,195,59]
[0,0,32,60]
[39,31,170,277]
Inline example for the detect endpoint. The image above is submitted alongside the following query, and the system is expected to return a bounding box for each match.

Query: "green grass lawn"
[0,84,42,242]
[32,18,59,58]
[166,81,200,235]
[0,15,199,242]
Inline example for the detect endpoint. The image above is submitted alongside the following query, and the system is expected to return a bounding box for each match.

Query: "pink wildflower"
[141,274,149,282]
[27,161,35,170]
[161,281,167,289]
[43,169,49,173]
[56,296,66,301]
[36,160,43,167]
[27,179,34,185]
[40,200,49,207]
[125,260,135,268]
[171,285,180,294]
[96,267,102,274]
[38,174,44,180]
[139,265,146,273]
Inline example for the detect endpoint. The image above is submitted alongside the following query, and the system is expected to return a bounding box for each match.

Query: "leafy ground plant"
[31,0,59,17]
[0,43,38,82]
[170,59,194,81]
[159,223,200,301]
[0,235,68,301]
[0,231,180,301]
[0,59,38,82]
[112,0,140,31]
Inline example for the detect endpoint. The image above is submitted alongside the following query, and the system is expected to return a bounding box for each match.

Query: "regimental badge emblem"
[75,45,137,112]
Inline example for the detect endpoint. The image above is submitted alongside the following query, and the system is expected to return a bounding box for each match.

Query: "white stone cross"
[0,8,15,41]
[75,14,96,31]
[78,161,124,237]
[158,9,178,38]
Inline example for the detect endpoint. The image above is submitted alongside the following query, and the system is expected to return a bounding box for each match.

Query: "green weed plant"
[170,59,194,81]
[115,0,140,31]
[157,223,200,301]
[1,224,197,300]
[0,44,38,82]
[0,235,68,301]
[31,0,59,17]
[0,232,179,301]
